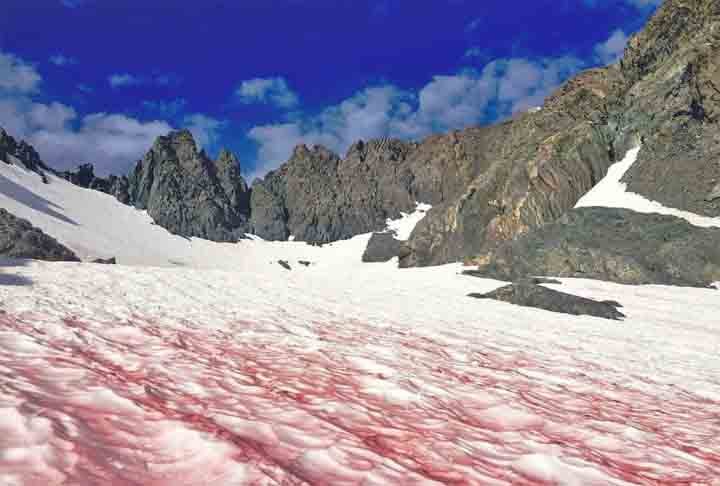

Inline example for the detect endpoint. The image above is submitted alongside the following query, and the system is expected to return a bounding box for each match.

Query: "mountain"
[33,0,712,269]
[3,0,719,273]
[126,129,251,242]
[0,127,52,178]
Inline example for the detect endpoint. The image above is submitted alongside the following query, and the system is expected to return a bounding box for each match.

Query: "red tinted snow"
[1,312,719,485]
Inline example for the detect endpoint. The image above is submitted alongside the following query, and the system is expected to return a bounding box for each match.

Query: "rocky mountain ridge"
[2,0,717,278]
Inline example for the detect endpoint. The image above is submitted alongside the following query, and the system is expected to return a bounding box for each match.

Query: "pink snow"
[1,311,719,485]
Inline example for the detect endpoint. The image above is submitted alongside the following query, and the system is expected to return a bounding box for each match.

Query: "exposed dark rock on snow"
[298,260,312,267]
[0,208,79,262]
[59,164,131,204]
[469,282,626,321]
[0,128,51,177]
[277,260,291,270]
[362,232,402,263]
[126,130,251,241]
[464,207,720,287]
[91,257,117,264]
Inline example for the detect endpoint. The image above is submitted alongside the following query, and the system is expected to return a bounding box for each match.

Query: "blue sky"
[1,0,660,179]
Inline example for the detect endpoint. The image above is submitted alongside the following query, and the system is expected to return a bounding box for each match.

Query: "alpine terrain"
[1,0,720,484]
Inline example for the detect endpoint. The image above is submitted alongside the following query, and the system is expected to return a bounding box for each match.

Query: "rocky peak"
[0,127,48,176]
[345,138,415,163]
[126,130,251,241]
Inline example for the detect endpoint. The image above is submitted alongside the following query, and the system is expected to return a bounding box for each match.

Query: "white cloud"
[0,51,41,93]
[1,94,172,175]
[0,50,178,175]
[50,54,77,67]
[109,73,141,88]
[595,29,629,65]
[247,56,584,178]
[183,113,226,150]
[236,77,299,108]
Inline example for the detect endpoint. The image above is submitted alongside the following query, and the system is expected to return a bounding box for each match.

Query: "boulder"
[91,257,117,264]
[469,282,626,320]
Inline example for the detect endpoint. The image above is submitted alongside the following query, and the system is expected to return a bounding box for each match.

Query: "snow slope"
[1,156,720,484]
[576,146,720,228]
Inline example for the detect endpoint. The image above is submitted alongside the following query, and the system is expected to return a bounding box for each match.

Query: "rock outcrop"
[0,208,79,262]
[362,232,402,263]
[59,163,131,204]
[401,67,623,267]
[4,0,717,268]
[0,128,51,177]
[126,130,251,241]
[250,139,419,242]
[469,282,626,320]
[615,0,720,217]
[464,207,720,288]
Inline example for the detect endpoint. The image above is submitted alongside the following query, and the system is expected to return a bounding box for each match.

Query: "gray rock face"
[250,140,418,242]
[127,130,251,241]
[400,68,623,267]
[0,208,79,262]
[464,207,720,287]
[362,232,402,263]
[612,0,720,217]
[0,128,51,176]
[469,282,626,321]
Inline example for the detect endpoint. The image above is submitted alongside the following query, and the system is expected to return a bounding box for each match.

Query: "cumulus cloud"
[50,54,78,67]
[595,29,629,65]
[0,49,179,175]
[183,113,226,150]
[0,52,41,93]
[247,56,584,178]
[0,93,172,175]
[236,77,299,108]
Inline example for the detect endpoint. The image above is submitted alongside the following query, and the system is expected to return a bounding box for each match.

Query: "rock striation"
[4,0,718,270]
[464,207,720,288]
[615,0,720,217]
[0,208,79,262]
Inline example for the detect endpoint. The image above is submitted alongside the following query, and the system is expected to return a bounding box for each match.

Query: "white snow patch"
[575,146,720,228]
[386,202,432,241]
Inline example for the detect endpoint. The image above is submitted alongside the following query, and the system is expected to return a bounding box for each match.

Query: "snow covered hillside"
[1,156,720,484]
